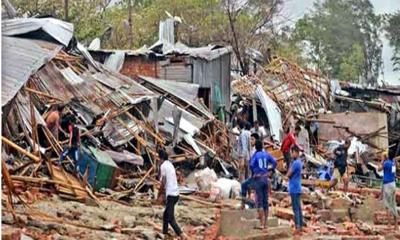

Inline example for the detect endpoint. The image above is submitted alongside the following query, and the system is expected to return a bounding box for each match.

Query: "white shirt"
[160,160,179,197]
[251,126,267,139]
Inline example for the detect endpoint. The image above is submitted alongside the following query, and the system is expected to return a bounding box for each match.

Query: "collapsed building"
[1,17,234,204]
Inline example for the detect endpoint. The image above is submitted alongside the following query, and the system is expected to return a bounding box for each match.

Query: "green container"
[80,146,118,191]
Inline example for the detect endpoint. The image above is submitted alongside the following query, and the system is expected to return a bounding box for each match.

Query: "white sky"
[281,0,400,85]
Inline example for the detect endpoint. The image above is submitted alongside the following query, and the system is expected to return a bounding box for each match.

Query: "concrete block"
[218,209,259,238]
[268,217,279,227]
[243,225,292,240]
[218,209,282,239]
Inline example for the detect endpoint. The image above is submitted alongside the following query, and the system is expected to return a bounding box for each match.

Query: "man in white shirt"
[251,121,267,140]
[238,121,252,181]
[158,149,186,239]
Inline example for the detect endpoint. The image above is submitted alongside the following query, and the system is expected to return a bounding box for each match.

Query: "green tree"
[384,11,400,74]
[12,0,284,74]
[293,0,382,84]
[338,44,365,82]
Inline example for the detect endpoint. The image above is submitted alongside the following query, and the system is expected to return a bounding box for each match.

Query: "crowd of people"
[234,119,398,235]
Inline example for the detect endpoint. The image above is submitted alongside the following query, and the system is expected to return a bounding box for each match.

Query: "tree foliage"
[384,11,400,74]
[12,0,284,75]
[293,0,382,84]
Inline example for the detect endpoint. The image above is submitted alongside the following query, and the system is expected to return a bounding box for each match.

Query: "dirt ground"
[2,194,218,240]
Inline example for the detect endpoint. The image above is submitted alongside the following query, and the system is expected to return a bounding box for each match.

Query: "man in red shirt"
[281,126,301,171]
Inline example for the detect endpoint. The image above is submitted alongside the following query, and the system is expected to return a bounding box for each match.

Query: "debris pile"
[2,13,400,240]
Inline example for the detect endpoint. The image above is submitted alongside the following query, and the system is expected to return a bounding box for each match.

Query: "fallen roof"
[2,17,74,46]
[139,76,214,120]
[262,57,331,116]
[1,36,63,107]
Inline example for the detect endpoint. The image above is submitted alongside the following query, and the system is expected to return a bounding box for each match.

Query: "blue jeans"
[60,146,80,163]
[290,193,303,229]
[254,176,268,211]
[241,177,255,198]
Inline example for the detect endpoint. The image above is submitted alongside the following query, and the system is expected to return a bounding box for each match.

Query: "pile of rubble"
[2,13,400,240]
[1,17,239,239]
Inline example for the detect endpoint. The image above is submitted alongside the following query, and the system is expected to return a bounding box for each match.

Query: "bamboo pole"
[11,176,87,192]
[1,136,40,162]
[24,87,65,102]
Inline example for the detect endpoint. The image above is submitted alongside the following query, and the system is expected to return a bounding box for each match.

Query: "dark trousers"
[241,177,255,198]
[290,193,303,229]
[163,195,182,236]
[60,146,80,163]
[254,176,268,211]
[284,152,291,170]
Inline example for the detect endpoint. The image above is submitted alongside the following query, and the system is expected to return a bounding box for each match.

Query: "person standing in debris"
[297,124,310,155]
[250,133,260,157]
[379,152,398,230]
[60,117,81,163]
[330,140,350,193]
[310,118,319,146]
[286,145,303,235]
[238,121,252,181]
[251,121,267,140]
[45,104,65,140]
[250,140,277,230]
[240,133,260,206]
[158,149,186,239]
[281,126,301,171]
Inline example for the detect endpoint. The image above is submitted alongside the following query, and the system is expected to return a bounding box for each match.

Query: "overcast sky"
[282,0,400,85]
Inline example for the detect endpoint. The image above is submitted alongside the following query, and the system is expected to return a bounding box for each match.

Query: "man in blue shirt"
[379,152,398,230]
[286,145,303,235]
[249,140,277,230]
[240,133,260,206]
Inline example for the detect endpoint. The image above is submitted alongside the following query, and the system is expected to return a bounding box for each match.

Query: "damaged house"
[89,18,232,116]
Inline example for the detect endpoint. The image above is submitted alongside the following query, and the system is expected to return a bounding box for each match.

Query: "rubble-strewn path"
[2,195,217,240]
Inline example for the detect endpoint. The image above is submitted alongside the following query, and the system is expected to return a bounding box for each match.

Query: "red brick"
[274,207,294,221]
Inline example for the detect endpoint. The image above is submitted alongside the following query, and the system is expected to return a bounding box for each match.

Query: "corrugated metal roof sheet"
[2,36,62,107]
[30,59,157,147]
[161,42,232,61]
[90,43,232,62]
[2,18,74,46]
[140,76,214,120]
